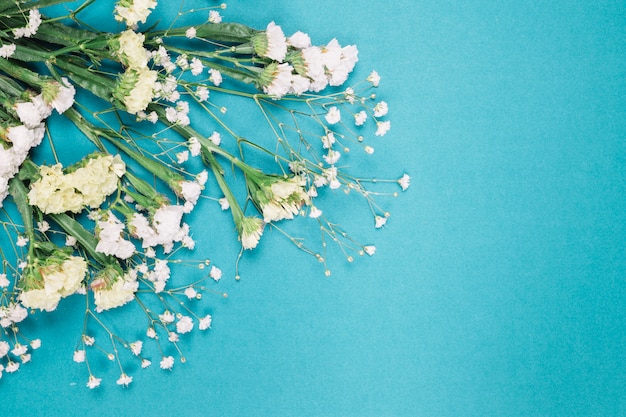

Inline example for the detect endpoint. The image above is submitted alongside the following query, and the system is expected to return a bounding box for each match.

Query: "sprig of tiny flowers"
[0,0,409,387]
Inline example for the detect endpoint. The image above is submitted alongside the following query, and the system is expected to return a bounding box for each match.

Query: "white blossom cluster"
[114,0,157,28]
[259,176,310,223]
[0,78,76,206]
[128,204,194,254]
[255,22,359,98]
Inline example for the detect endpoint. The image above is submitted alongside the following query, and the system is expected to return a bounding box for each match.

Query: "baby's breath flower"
[199,314,212,330]
[368,70,381,87]
[87,375,102,389]
[73,350,86,363]
[209,266,222,281]
[160,355,175,370]
[0,44,16,58]
[185,27,197,39]
[375,120,391,136]
[176,316,194,334]
[253,21,287,62]
[208,10,222,24]
[116,373,133,387]
[375,215,387,228]
[398,174,411,191]
[325,106,341,125]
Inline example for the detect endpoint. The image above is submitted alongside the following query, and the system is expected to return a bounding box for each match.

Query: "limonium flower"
[28,154,125,214]
[114,0,157,28]
[19,253,88,312]
[253,176,310,223]
[114,67,158,114]
[259,62,293,98]
[238,216,264,250]
[114,30,150,68]
[91,266,139,313]
[253,21,287,62]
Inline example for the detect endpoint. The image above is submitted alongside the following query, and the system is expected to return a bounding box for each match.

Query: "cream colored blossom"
[116,30,149,68]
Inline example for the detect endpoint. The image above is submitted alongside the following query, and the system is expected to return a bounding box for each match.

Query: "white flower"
[16,236,28,247]
[83,335,95,346]
[73,350,86,363]
[190,57,204,76]
[13,9,42,39]
[321,132,336,149]
[290,74,310,95]
[37,221,50,233]
[208,10,222,23]
[354,111,367,126]
[141,359,152,368]
[179,180,202,205]
[176,316,194,334]
[87,375,102,389]
[159,310,175,323]
[116,373,133,387]
[168,332,179,342]
[185,27,197,39]
[323,149,341,165]
[325,106,341,125]
[116,30,149,69]
[309,206,323,219]
[209,266,222,281]
[114,0,157,27]
[375,120,391,136]
[288,31,311,49]
[11,343,27,356]
[30,339,41,349]
[93,274,138,312]
[195,86,209,102]
[364,245,376,256]
[120,67,158,114]
[0,44,16,58]
[0,341,9,358]
[146,327,157,338]
[5,361,19,373]
[209,131,221,146]
[184,287,197,299]
[19,289,61,312]
[364,146,375,155]
[398,174,411,191]
[160,355,175,370]
[218,197,229,210]
[373,101,389,117]
[188,137,201,156]
[199,314,212,330]
[262,22,287,61]
[130,341,143,356]
[209,69,222,86]
[176,150,189,163]
[375,215,387,228]
[367,70,381,87]
[0,274,9,288]
[262,63,294,98]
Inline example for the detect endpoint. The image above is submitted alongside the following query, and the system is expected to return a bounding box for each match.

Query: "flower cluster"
[0,77,75,205]
[19,251,87,312]
[0,0,408,388]
[28,154,125,214]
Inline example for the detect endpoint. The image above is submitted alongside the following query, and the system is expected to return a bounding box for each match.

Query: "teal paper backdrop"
[3,1,625,416]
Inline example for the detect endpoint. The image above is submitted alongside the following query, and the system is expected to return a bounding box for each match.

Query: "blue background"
[3,1,626,416]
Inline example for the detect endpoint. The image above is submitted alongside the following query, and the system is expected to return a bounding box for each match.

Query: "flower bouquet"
[0,0,408,387]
